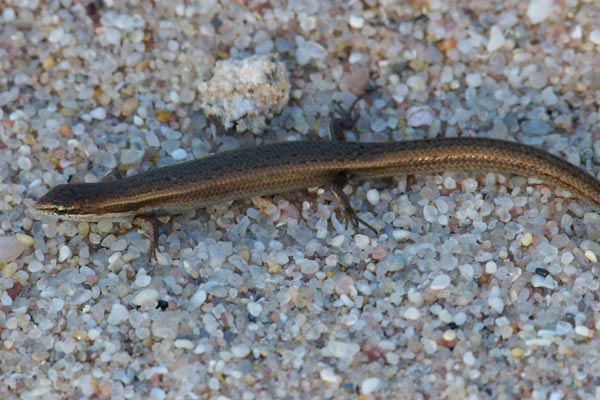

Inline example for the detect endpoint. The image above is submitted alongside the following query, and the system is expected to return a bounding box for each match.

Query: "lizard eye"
[55,206,68,215]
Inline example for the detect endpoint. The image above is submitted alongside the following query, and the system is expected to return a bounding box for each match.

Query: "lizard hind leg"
[329,96,362,142]
[330,174,378,235]
[133,215,159,263]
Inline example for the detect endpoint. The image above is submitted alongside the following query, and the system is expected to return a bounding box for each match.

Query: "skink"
[35,137,600,255]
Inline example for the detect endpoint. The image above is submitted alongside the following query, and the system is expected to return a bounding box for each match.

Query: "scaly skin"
[35,137,600,220]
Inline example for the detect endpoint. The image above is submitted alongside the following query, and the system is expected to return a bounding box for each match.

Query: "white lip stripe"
[39,211,135,222]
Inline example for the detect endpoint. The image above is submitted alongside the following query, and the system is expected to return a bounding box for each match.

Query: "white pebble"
[1,293,12,307]
[555,321,572,335]
[49,298,65,313]
[584,250,598,263]
[525,338,552,347]
[488,297,504,313]
[135,273,151,288]
[105,28,122,45]
[133,115,143,125]
[407,289,423,306]
[150,388,166,400]
[2,8,15,22]
[296,40,327,65]
[324,341,360,358]
[441,66,453,83]
[88,328,101,341]
[18,156,32,170]
[462,178,478,193]
[349,52,364,64]
[422,338,438,354]
[454,312,467,325]
[385,352,400,365]
[561,251,574,265]
[330,235,345,248]
[110,238,128,252]
[436,199,449,214]
[531,275,555,289]
[360,377,381,395]
[90,107,107,120]
[487,25,506,52]
[299,259,319,275]
[92,211,114,230]
[208,243,227,269]
[393,84,409,103]
[247,301,263,317]
[430,274,451,290]
[443,330,456,341]
[180,89,195,103]
[348,14,365,29]
[171,148,188,160]
[496,197,515,210]
[465,73,482,87]
[320,368,341,384]
[590,30,600,45]
[152,314,180,340]
[190,290,207,308]
[542,87,557,105]
[485,261,497,274]
[423,205,438,222]
[28,260,43,273]
[133,288,159,308]
[0,236,25,263]
[384,255,406,272]
[208,377,219,391]
[58,245,72,262]
[48,27,64,43]
[575,325,592,338]
[392,229,411,241]
[527,0,555,24]
[231,343,251,358]
[403,307,421,320]
[521,232,533,246]
[194,344,208,354]
[443,176,456,190]
[168,90,180,103]
[406,106,436,127]
[463,351,476,366]
[406,76,426,91]
[121,149,144,164]
[438,310,453,324]
[107,303,129,325]
[354,234,370,249]
[366,189,380,205]
[174,339,195,350]
[565,24,581,41]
